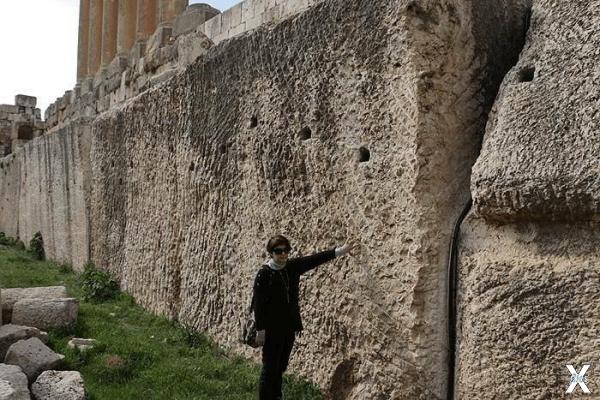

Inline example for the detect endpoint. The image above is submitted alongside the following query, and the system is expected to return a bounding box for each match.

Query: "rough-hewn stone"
[11,299,78,331]
[472,0,600,223]
[0,325,48,361]
[0,364,29,400]
[4,338,64,384]
[88,0,529,397]
[31,371,85,400]
[0,288,68,324]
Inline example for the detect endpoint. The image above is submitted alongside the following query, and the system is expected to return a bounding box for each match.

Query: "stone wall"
[89,0,529,398]
[457,0,600,398]
[0,119,92,270]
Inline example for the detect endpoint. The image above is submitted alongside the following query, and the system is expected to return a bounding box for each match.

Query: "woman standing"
[253,235,355,400]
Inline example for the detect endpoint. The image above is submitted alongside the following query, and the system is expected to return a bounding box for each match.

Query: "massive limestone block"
[11,299,78,331]
[0,287,67,324]
[471,0,600,223]
[457,217,600,398]
[0,325,48,361]
[0,364,29,400]
[0,116,92,272]
[4,338,64,384]
[31,371,86,400]
[90,0,530,397]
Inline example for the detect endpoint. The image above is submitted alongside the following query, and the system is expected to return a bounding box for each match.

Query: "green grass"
[0,244,324,400]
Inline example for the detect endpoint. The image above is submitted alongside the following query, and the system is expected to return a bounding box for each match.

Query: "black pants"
[259,330,296,400]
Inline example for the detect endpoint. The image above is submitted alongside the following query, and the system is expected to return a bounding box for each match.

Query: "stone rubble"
[0,364,29,400]
[4,338,64,384]
[31,371,86,400]
[0,325,48,361]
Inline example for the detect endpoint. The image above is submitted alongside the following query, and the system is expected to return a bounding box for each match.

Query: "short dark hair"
[266,235,291,253]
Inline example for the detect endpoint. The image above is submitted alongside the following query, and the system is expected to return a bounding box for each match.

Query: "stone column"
[136,0,158,41]
[158,0,187,26]
[101,0,119,66]
[117,0,138,55]
[77,0,91,81]
[88,0,104,76]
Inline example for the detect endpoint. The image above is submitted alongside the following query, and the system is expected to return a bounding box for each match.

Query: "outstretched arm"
[290,242,355,275]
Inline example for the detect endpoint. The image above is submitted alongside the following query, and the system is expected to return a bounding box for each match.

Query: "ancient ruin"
[0,0,598,398]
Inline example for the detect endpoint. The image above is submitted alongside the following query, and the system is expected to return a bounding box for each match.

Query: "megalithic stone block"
[11,299,78,331]
[0,287,67,324]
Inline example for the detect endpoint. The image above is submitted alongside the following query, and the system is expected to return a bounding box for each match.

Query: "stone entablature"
[0,96,44,156]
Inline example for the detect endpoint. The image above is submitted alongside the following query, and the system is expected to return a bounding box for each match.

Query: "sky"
[0,0,239,115]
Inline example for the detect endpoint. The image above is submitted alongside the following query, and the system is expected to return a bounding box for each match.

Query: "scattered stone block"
[173,4,220,38]
[12,299,78,331]
[0,325,48,361]
[1,287,67,324]
[67,338,97,352]
[0,364,29,400]
[31,371,85,400]
[176,29,213,68]
[4,338,64,383]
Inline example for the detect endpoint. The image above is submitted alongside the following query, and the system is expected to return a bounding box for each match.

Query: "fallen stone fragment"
[31,371,85,400]
[1,287,67,324]
[12,299,78,330]
[4,338,64,383]
[0,364,29,400]
[67,338,97,352]
[0,325,48,360]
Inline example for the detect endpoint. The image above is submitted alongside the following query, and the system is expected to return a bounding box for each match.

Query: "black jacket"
[253,249,336,333]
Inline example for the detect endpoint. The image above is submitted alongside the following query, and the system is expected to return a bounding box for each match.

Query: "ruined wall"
[0,119,92,270]
[457,0,600,398]
[89,0,529,398]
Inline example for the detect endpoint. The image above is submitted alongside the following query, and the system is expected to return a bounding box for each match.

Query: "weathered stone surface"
[457,217,600,398]
[4,338,64,383]
[67,338,97,352]
[88,0,529,398]
[175,29,213,69]
[0,118,92,272]
[14,96,36,109]
[0,287,67,324]
[172,4,220,38]
[0,325,48,361]
[31,371,85,400]
[472,0,600,223]
[12,299,78,330]
[0,364,29,400]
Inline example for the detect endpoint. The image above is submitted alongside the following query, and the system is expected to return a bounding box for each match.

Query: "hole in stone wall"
[17,125,33,141]
[219,144,227,154]
[249,116,258,128]
[119,178,123,185]
[357,147,370,162]
[299,127,312,140]
[518,66,535,82]
[189,162,195,171]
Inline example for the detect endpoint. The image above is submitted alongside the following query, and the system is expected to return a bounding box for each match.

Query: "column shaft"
[77,0,91,81]
[88,0,104,76]
[158,0,187,26]
[101,0,119,66]
[117,0,138,55]
[136,0,158,41]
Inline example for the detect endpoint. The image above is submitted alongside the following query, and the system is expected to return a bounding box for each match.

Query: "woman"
[253,235,355,400]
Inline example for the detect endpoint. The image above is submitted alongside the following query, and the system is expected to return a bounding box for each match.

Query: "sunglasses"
[271,247,291,255]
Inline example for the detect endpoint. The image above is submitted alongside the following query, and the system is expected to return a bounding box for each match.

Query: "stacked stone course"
[0,96,44,156]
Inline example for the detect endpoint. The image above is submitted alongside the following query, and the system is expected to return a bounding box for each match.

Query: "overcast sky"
[0,0,238,114]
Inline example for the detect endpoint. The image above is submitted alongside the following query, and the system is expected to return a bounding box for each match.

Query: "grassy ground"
[0,244,324,400]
